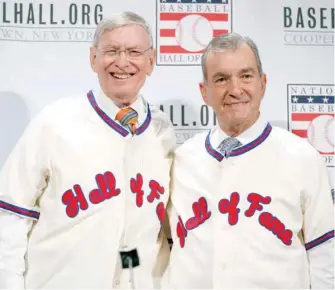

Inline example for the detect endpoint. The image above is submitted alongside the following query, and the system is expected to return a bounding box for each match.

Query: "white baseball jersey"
[0,90,175,288]
[166,120,334,289]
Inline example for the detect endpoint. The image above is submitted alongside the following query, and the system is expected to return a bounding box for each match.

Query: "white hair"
[92,11,153,47]
[201,32,263,81]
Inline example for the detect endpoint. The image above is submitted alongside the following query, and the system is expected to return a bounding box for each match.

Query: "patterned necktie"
[115,107,138,134]
[217,137,242,158]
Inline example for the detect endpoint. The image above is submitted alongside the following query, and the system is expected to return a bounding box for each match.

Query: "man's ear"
[90,46,98,73]
[199,82,209,105]
[260,73,267,98]
[147,48,156,76]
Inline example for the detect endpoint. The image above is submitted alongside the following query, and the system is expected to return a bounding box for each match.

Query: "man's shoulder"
[149,103,170,122]
[44,94,88,113]
[270,125,321,160]
[37,94,89,121]
[175,130,209,156]
[24,94,90,136]
[148,103,175,133]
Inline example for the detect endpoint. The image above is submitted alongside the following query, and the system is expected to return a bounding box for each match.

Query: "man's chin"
[230,115,259,131]
[110,92,138,107]
[227,112,249,123]
[224,115,250,128]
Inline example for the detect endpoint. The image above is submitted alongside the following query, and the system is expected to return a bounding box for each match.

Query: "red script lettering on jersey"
[89,172,121,204]
[185,197,212,230]
[245,193,271,217]
[147,180,165,203]
[218,192,240,225]
[216,192,293,245]
[177,215,188,248]
[259,212,293,245]
[61,171,166,220]
[156,202,166,225]
[130,173,145,207]
[176,197,211,247]
[62,184,89,218]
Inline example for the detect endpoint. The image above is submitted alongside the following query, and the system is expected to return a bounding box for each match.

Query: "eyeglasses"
[102,46,152,59]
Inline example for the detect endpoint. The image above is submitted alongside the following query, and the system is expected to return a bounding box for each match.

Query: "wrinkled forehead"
[206,44,258,74]
[98,24,151,48]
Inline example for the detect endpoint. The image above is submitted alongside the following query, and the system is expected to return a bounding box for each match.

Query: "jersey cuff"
[0,200,40,220]
[305,230,334,250]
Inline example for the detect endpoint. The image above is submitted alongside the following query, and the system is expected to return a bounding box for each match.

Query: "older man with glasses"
[0,11,175,289]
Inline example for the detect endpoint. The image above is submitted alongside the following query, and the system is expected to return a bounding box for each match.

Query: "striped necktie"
[115,107,138,134]
[217,137,242,158]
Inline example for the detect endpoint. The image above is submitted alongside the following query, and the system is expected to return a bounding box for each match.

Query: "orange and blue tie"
[115,107,138,134]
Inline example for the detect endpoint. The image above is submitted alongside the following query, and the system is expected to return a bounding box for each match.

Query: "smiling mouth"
[110,73,135,79]
[226,102,248,107]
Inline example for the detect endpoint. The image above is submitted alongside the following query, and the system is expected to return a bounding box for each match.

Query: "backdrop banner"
[0,0,334,197]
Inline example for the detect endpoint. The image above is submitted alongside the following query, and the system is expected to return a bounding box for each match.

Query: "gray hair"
[201,32,263,81]
[92,11,153,47]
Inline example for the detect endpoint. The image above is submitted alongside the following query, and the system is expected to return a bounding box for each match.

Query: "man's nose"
[227,77,243,97]
[114,51,130,68]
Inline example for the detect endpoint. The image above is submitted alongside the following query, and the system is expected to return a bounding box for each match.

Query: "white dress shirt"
[95,89,147,127]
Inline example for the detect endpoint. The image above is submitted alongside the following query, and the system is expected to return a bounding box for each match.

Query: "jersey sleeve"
[0,211,32,288]
[302,151,334,250]
[0,111,51,221]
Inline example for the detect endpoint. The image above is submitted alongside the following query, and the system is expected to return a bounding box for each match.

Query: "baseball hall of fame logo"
[156,0,232,66]
[287,84,334,167]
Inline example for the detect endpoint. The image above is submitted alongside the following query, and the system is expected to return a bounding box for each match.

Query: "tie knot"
[217,137,242,158]
[115,107,138,133]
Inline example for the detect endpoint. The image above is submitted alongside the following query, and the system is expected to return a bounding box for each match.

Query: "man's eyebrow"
[212,72,230,79]
[239,67,256,74]
[101,45,140,50]
[211,67,257,80]
[100,45,117,50]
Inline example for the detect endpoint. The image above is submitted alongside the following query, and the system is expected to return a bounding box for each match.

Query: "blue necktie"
[217,137,242,158]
